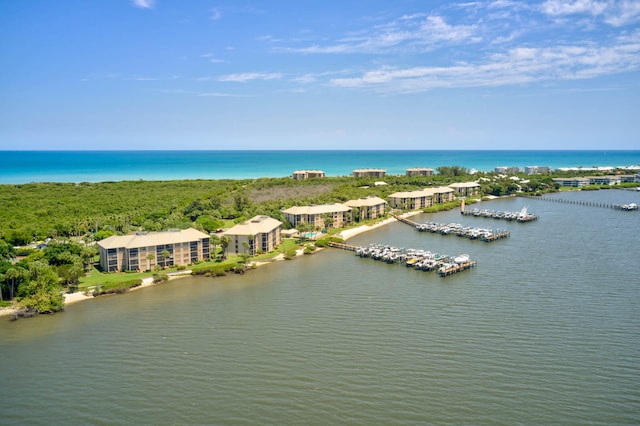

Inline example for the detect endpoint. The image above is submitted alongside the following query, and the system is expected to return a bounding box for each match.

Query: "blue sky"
[1,0,639,150]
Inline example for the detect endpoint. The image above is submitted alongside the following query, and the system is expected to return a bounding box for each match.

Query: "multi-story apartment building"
[292,170,325,180]
[352,169,386,178]
[282,203,351,229]
[97,228,211,272]
[448,182,481,197]
[223,215,283,256]
[388,187,455,210]
[406,168,434,177]
[344,196,387,221]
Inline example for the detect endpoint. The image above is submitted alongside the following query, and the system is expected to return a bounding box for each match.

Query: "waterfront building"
[619,174,637,183]
[282,203,351,229]
[345,196,388,221]
[552,177,590,187]
[388,187,455,210]
[292,170,325,180]
[448,182,481,198]
[97,228,210,272]
[222,215,282,256]
[406,168,434,177]
[353,169,386,178]
[587,176,622,185]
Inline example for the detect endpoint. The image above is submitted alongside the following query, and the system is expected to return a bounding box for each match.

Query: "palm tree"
[146,253,155,270]
[4,267,24,301]
[210,234,220,260]
[220,235,230,260]
[161,249,171,268]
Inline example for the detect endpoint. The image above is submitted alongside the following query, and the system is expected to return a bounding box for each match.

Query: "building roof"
[293,170,324,174]
[282,203,351,215]
[448,182,480,188]
[97,227,209,250]
[353,168,386,173]
[223,215,283,236]
[389,186,454,198]
[345,196,387,208]
[406,167,434,171]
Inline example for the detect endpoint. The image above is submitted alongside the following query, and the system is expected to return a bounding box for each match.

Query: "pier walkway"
[519,194,638,211]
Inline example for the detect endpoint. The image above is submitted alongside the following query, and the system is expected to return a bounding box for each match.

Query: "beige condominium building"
[344,196,388,221]
[448,182,481,197]
[282,203,351,229]
[292,170,325,180]
[97,227,211,272]
[388,186,455,210]
[222,215,283,256]
[352,169,387,178]
[406,168,435,177]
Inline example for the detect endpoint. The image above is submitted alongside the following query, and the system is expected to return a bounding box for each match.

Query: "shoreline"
[0,198,556,318]
[0,217,394,317]
[0,212,420,318]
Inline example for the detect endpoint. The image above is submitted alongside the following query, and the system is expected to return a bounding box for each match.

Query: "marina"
[390,213,510,242]
[329,242,476,277]
[461,206,539,222]
[416,222,510,242]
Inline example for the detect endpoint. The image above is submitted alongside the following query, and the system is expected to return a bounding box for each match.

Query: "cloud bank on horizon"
[1,0,638,150]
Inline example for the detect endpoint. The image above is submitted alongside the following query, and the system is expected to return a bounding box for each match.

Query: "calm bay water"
[1,150,639,184]
[1,190,639,425]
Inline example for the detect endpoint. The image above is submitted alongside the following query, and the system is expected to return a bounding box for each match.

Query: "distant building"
[222,215,282,255]
[448,182,481,197]
[525,166,551,175]
[495,166,521,174]
[552,177,590,187]
[292,170,325,180]
[97,228,210,272]
[352,169,386,178]
[406,168,434,177]
[282,203,351,229]
[619,174,637,183]
[344,196,387,221]
[388,187,455,210]
[587,176,621,185]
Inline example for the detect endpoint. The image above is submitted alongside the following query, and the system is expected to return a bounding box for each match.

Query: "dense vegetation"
[1,166,635,314]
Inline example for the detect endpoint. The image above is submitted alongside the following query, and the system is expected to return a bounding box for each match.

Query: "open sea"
[0,150,639,425]
[1,150,640,184]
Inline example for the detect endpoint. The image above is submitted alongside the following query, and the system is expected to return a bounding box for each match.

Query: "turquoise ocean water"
[1,150,639,183]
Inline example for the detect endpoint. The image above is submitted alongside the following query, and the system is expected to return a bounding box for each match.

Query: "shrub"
[93,279,143,296]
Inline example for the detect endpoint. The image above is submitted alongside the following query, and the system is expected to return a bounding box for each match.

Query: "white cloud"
[542,0,609,16]
[132,0,155,9]
[604,1,640,26]
[218,72,283,83]
[329,35,640,93]
[283,14,479,54]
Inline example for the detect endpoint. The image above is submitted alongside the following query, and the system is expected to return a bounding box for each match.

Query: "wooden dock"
[328,241,359,251]
[438,260,477,277]
[480,231,510,242]
[328,242,476,278]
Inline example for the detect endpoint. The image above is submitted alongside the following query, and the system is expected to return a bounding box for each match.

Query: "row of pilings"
[518,194,638,211]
